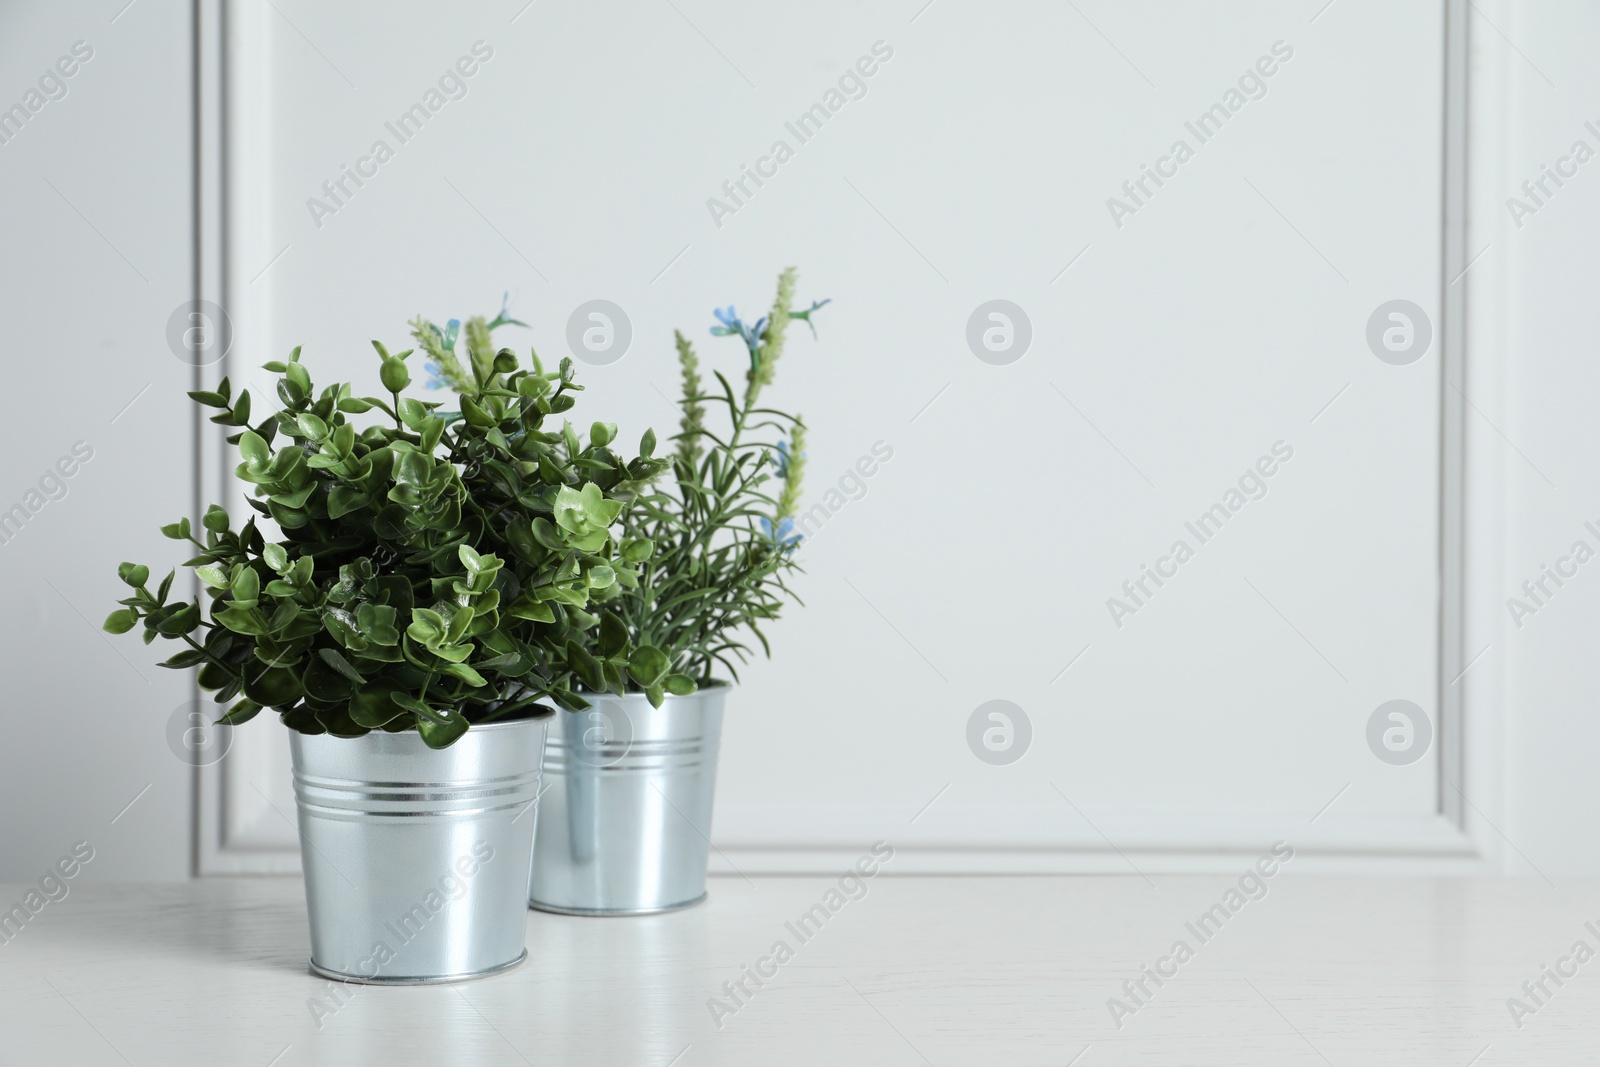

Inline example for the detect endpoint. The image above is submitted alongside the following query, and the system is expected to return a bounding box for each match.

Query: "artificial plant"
[607,268,828,695]
[105,308,666,747]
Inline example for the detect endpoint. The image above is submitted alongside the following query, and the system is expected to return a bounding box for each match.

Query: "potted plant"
[526,268,829,914]
[105,306,665,980]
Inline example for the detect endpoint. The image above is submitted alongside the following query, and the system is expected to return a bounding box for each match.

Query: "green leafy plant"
[105,311,667,747]
[609,268,828,697]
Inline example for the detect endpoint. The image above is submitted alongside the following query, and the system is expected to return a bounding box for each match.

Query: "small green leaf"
[620,538,654,563]
[440,661,486,687]
[567,640,605,692]
[237,431,269,464]
[398,397,431,430]
[598,612,630,658]
[317,647,368,685]
[262,543,288,573]
[461,396,495,428]
[507,597,556,623]
[215,604,267,636]
[197,660,233,691]
[417,711,469,749]
[530,517,567,552]
[195,565,228,589]
[580,482,623,525]
[391,693,452,724]
[627,645,670,688]
[216,699,262,726]
[230,567,260,605]
[117,562,150,588]
[322,608,369,651]
[356,602,400,645]
[103,609,138,634]
[426,641,473,664]
[156,602,202,635]
[663,673,697,696]
[159,648,208,669]
[332,423,356,457]
[326,486,368,519]
[421,418,446,454]
[295,412,329,440]
[243,664,302,708]
[407,608,446,643]
[349,690,407,729]
[301,656,355,702]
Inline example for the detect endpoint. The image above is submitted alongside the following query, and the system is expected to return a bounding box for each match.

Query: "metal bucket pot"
[289,713,548,983]
[530,687,726,915]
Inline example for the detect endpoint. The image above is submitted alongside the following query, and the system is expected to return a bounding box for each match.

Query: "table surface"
[1,874,1597,1065]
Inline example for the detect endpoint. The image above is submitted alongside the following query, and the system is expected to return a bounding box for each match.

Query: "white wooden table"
[1,875,1594,1065]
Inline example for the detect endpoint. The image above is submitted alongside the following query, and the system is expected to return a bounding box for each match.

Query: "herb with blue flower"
[610,268,828,684]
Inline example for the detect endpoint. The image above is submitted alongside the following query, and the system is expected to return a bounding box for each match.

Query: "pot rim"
[467,704,557,726]
[291,709,551,745]
[571,680,733,701]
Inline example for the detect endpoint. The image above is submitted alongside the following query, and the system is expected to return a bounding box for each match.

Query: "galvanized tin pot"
[289,713,548,983]
[530,687,726,915]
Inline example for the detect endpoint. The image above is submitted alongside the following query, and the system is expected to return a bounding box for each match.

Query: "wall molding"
[197,0,293,875]
[194,0,1506,876]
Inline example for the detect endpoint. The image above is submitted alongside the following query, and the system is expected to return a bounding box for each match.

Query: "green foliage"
[107,311,667,746]
[608,268,827,703]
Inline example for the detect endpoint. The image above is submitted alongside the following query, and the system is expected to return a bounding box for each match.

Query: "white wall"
[218,0,1456,874]
[1482,0,1600,878]
[0,1,195,881]
[9,0,1597,880]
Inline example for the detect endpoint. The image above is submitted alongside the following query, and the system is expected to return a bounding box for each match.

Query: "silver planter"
[530,687,726,915]
[289,714,547,983]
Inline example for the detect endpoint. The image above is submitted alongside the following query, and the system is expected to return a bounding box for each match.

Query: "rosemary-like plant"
[611,268,829,694]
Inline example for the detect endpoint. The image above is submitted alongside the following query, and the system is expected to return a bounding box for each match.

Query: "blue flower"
[759,516,802,550]
[771,439,805,480]
[710,306,765,354]
[424,360,446,390]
